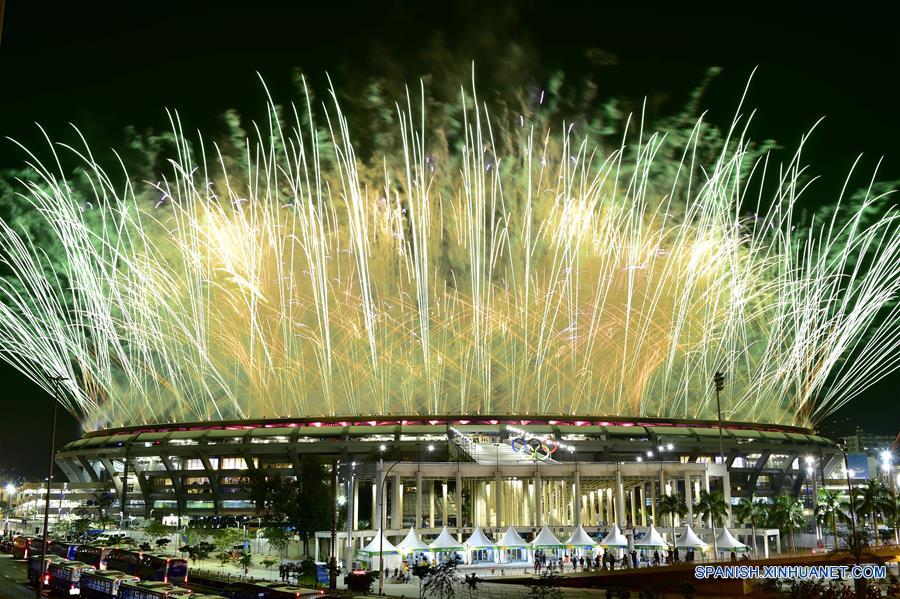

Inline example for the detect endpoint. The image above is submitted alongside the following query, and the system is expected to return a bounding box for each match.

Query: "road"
[0,553,35,599]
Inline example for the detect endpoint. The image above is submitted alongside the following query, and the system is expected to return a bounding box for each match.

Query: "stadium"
[2,85,899,566]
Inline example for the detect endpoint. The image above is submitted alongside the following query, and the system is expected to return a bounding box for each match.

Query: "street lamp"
[880,450,898,544]
[377,459,400,596]
[4,484,15,536]
[38,374,67,599]
[713,371,726,464]
[837,440,859,547]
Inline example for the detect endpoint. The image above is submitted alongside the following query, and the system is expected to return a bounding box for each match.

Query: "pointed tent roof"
[714,527,749,552]
[396,527,429,554]
[634,525,669,549]
[357,530,399,555]
[428,526,465,552]
[598,524,628,548]
[496,526,528,548]
[675,525,708,549]
[564,525,597,548]
[531,525,565,548]
[464,526,496,549]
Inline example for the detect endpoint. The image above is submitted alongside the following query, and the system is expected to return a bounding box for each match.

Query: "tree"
[238,552,254,575]
[144,521,172,539]
[251,457,337,557]
[261,556,278,572]
[263,526,291,557]
[657,493,688,548]
[695,490,728,555]
[733,496,766,555]
[73,489,117,530]
[216,550,233,568]
[213,528,245,555]
[422,554,462,599]
[528,569,563,599]
[814,488,843,550]
[770,496,804,552]
[855,479,893,545]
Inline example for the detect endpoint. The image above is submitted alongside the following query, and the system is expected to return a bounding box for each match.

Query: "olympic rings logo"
[510,436,558,461]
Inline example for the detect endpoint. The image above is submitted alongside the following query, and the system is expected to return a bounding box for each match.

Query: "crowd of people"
[531,545,723,573]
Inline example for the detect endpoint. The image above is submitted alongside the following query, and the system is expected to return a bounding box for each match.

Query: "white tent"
[497,526,528,548]
[531,525,565,548]
[675,525,709,549]
[428,526,465,552]
[634,525,669,549]
[357,530,399,555]
[464,526,496,549]
[598,524,628,548]
[464,527,497,564]
[396,527,429,554]
[714,527,749,553]
[496,526,530,564]
[564,525,597,548]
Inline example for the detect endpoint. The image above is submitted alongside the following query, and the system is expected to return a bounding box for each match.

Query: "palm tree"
[771,495,804,552]
[814,488,842,550]
[695,490,728,554]
[855,479,892,545]
[733,496,766,556]
[657,493,688,548]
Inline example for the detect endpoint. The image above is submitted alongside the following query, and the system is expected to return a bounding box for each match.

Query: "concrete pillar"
[391,475,402,531]
[442,481,448,526]
[573,471,582,527]
[775,533,781,554]
[428,480,435,528]
[374,470,383,530]
[650,479,657,525]
[588,491,596,526]
[314,536,320,561]
[615,469,626,527]
[352,478,359,531]
[416,470,423,528]
[534,471,542,527]
[629,488,637,527]
[494,472,502,527]
[455,471,463,530]
[683,473,693,527]
[640,484,647,526]
[763,533,770,558]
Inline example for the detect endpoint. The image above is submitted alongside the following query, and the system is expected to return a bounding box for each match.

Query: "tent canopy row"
[358,524,737,555]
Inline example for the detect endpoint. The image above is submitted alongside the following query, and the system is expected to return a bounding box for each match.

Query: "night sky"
[0,2,897,478]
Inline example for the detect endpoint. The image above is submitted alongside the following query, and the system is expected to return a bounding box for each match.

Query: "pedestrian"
[674,547,680,562]
[630,550,637,568]
[667,548,673,564]
[653,550,660,566]
[579,556,585,570]
[730,551,737,562]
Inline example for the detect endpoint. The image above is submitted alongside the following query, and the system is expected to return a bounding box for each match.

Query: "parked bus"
[50,540,81,560]
[48,560,92,595]
[26,553,65,587]
[80,569,140,599]
[105,549,188,585]
[11,536,35,559]
[118,580,192,599]
[75,544,116,569]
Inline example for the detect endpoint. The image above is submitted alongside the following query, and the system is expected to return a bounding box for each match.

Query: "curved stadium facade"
[56,415,838,560]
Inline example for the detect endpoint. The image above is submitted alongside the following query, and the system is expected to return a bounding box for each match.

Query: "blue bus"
[118,580,192,599]
[105,549,188,584]
[80,569,141,599]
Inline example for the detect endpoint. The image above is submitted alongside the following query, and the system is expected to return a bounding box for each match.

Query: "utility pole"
[37,375,66,599]
[329,459,339,591]
[714,371,725,464]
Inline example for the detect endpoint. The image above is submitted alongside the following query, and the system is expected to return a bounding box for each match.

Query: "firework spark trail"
[0,82,898,430]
